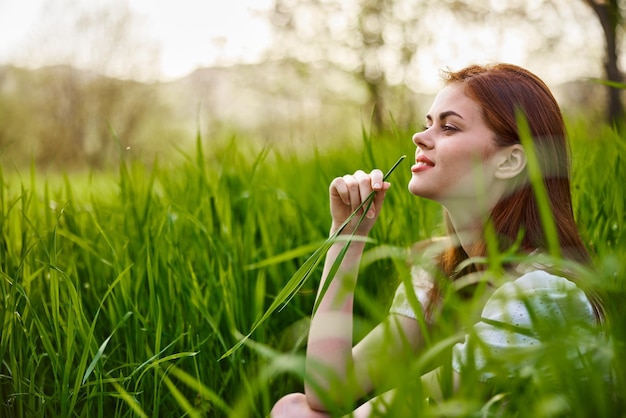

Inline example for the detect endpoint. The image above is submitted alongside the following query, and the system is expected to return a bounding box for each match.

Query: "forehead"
[427,84,482,120]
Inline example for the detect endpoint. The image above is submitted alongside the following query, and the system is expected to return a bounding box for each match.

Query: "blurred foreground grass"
[0,121,624,417]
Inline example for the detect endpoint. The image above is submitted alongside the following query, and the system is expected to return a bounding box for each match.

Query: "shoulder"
[452,270,599,378]
[482,270,597,331]
[496,270,578,293]
[488,270,583,304]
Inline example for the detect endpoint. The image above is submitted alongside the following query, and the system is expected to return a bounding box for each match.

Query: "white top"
[390,268,597,380]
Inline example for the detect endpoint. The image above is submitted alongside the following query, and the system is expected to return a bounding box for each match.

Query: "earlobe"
[495,145,526,179]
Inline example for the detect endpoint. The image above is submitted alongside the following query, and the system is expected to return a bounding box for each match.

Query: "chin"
[408,182,437,200]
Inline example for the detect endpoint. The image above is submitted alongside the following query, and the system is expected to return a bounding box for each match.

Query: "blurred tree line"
[0,1,172,171]
[0,65,163,170]
[0,0,623,170]
[268,0,625,131]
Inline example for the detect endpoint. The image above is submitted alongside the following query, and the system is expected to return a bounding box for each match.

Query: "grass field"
[0,120,624,417]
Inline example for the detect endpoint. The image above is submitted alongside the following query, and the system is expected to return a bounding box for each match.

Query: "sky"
[128,0,274,78]
[0,0,275,80]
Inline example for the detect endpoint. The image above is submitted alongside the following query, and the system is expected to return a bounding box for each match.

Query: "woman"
[271,63,601,417]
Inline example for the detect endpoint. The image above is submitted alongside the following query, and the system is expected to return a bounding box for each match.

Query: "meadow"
[0,118,624,417]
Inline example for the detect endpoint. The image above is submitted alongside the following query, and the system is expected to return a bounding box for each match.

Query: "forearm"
[302,167,388,411]
[304,240,365,410]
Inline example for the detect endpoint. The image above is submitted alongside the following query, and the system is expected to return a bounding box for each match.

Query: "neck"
[442,199,495,258]
[439,180,511,257]
[446,213,483,257]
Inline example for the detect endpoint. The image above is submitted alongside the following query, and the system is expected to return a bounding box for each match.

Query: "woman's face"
[408,83,503,206]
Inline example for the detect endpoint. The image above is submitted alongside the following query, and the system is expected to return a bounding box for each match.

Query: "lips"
[412,155,434,172]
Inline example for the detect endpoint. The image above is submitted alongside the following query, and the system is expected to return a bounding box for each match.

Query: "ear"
[494,145,526,180]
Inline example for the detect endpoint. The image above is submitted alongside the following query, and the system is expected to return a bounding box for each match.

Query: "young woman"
[270,63,601,417]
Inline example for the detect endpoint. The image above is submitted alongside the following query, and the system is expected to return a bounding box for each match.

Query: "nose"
[412,130,433,150]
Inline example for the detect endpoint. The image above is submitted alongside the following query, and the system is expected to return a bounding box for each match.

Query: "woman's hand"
[329,169,391,236]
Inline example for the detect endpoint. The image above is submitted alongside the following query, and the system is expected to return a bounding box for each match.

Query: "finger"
[355,170,373,198]
[373,182,390,208]
[370,169,384,190]
[371,180,392,214]
[344,174,362,211]
[353,170,377,218]
[330,177,350,205]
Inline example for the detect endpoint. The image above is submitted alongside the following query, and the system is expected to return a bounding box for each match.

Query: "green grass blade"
[159,368,202,418]
[82,311,133,385]
[244,240,328,270]
[109,378,149,418]
[166,364,235,416]
[516,111,560,258]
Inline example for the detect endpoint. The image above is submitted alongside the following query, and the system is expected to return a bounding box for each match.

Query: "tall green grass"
[0,118,623,417]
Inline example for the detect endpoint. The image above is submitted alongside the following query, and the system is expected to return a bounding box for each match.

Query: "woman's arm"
[305,250,431,410]
[306,299,428,412]
[304,240,366,411]
[304,168,412,412]
[299,169,441,414]
[271,164,455,416]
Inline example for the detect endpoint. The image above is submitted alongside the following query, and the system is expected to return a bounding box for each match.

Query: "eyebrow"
[426,110,464,121]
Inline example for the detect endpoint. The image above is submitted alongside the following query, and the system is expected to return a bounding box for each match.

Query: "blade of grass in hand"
[220,155,406,359]
[312,155,406,315]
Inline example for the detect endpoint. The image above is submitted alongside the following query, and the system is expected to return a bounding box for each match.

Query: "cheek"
[440,149,492,186]
[441,148,481,174]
